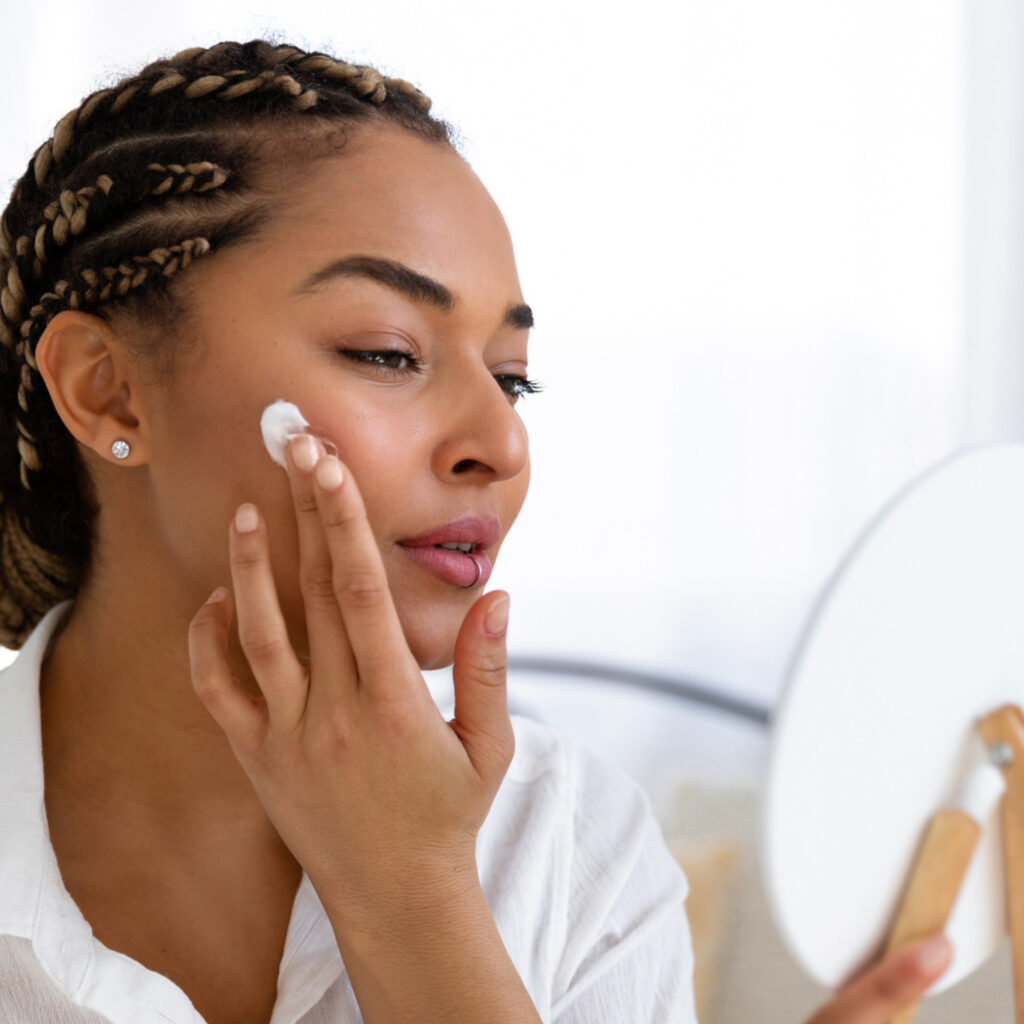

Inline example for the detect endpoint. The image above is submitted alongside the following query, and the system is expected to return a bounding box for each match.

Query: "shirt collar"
[0,600,73,940]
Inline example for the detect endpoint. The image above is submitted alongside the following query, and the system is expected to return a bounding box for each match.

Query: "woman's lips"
[397,516,499,588]
[398,545,493,588]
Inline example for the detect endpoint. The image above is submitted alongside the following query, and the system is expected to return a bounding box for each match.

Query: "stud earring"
[111,440,131,460]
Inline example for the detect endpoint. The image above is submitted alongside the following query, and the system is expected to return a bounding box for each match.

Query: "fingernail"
[206,586,228,604]
[235,503,259,533]
[314,457,343,490]
[291,434,319,472]
[912,936,952,974]
[484,594,510,637]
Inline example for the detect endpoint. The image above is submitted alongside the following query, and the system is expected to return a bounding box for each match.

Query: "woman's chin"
[409,634,457,672]
[401,608,465,672]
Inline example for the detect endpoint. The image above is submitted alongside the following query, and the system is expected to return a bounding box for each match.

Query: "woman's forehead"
[229,127,523,307]
[276,128,502,239]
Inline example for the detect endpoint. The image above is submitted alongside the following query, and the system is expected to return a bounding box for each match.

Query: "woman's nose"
[431,367,529,483]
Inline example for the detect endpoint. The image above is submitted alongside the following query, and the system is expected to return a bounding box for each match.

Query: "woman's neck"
[39,565,284,854]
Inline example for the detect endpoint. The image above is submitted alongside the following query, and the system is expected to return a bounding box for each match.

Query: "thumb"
[450,591,515,783]
[803,936,953,1024]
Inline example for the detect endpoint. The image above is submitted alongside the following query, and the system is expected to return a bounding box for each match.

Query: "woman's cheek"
[322,412,422,531]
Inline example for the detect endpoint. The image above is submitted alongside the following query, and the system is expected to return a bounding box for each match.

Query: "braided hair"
[0,40,451,648]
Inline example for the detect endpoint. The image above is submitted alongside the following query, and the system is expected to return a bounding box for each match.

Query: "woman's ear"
[34,310,148,465]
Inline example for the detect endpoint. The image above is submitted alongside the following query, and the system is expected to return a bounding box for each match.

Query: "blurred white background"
[2,0,1022,774]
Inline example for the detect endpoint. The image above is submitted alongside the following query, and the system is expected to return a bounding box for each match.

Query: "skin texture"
[28,122,948,1023]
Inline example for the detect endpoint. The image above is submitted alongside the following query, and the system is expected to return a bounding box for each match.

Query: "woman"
[0,40,949,1023]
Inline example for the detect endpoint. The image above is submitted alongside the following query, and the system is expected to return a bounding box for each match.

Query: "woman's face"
[138,125,532,669]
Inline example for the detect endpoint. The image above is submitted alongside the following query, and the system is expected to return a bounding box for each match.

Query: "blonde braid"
[35,177,114,266]
[10,164,229,287]
[20,237,211,328]
[144,161,230,195]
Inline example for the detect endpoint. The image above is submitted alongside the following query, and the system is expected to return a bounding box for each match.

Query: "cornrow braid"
[20,164,227,283]
[0,39,452,648]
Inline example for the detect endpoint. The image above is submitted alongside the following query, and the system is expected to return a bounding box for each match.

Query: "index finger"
[311,453,417,691]
[285,435,356,683]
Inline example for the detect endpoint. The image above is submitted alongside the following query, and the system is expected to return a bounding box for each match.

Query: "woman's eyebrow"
[294,255,533,329]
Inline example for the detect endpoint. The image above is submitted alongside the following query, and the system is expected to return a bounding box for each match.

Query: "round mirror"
[762,443,1024,992]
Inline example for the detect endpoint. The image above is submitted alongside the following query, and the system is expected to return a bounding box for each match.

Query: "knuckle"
[188,605,219,636]
[311,707,354,755]
[334,569,385,610]
[238,625,286,664]
[190,667,235,714]
[371,696,422,747]
[378,695,419,732]
[190,669,220,701]
[231,545,264,572]
[475,647,508,680]
[322,499,361,531]
[300,570,337,604]
[870,965,911,1004]
[294,491,319,516]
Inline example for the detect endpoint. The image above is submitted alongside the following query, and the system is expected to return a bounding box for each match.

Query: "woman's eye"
[340,349,422,374]
[495,374,543,402]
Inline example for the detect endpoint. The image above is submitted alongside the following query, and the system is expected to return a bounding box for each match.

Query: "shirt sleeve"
[550,745,699,1024]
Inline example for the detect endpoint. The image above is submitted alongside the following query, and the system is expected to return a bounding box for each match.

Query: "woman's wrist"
[311,842,481,941]
[321,872,541,1023]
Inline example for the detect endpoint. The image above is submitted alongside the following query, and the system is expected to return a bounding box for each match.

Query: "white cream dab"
[260,400,310,468]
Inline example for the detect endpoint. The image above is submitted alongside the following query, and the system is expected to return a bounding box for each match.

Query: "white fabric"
[0,601,698,1024]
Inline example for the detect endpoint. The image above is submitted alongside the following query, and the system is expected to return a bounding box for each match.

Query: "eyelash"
[341,349,422,374]
[495,375,543,401]
[339,349,542,401]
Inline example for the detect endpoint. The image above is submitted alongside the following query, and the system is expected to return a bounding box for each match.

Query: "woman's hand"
[802,935,953,1024]
[187,435,541,1021]
[186,434,514,931]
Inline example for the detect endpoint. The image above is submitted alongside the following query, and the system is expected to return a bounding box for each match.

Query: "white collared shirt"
[0,602,697,1023]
